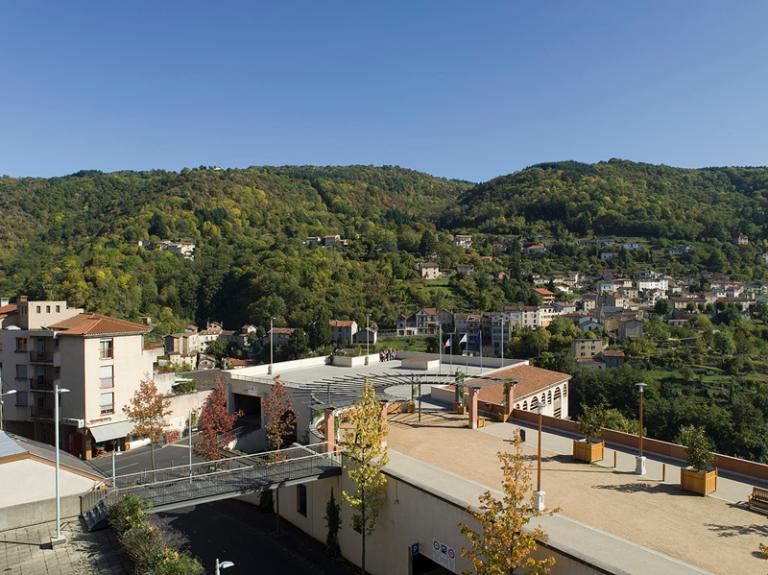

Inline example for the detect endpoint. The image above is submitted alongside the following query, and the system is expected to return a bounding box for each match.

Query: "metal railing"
[29,351,54,363]
[81,443,338,517]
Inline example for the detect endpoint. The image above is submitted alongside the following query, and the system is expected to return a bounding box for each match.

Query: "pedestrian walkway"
[481,420,757,503]
[0,520,129,575]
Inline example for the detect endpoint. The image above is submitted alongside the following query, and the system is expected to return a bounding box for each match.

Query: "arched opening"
[553,387,562,418]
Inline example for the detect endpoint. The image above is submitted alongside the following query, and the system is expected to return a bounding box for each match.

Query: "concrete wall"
[0,458,97,507]
[0,493,83,532]
[166,389,212,432]
[276,470,607,575]
[397,351,525,370]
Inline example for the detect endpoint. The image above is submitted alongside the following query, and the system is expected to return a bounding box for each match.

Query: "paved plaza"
[387,411,768,575]
[0,520,129,575]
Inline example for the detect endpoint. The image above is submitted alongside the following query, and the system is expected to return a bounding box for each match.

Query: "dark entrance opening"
[412,552,453,575]
[233,394,261,427]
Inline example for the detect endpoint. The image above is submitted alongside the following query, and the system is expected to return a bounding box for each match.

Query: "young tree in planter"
[680,425,714,472]
[194,379,242,462]
[460,436,555,575]
[263,375,297,534]
[577,403,608,442]
[123,378,172,479]
[342,381,389,575]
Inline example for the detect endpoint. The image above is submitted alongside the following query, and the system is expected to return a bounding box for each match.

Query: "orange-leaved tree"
[123,378,172,480]
[195,378,242,462]
[459,435,555,575]
[263,375,297,453]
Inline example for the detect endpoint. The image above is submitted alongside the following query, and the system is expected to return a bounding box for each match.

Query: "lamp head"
[635,382,647,393]
[219,561,235,570]
[4,390,17,396]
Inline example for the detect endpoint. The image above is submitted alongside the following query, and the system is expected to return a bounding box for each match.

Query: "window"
[296,484,307,517]
[15,338,27,352]
[36,306,41,313]
[100,365,114,389]
[99,339,114,359]
[55,305,60,313]
[15,391,28,406]
[45,305,50,313]
[100,392,115,415]
[15,364,27,380]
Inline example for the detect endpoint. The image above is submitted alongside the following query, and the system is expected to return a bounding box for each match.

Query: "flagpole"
[501,316,505,368]
[480,330,484,373]
[450,331,453,374]
[438,321,443,375]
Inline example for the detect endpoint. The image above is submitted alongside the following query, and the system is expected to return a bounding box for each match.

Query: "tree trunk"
[361,488,366,575]
[151,442,157,482]
[275,488,281,536]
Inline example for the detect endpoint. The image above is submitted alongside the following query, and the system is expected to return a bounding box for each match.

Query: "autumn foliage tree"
[342,381,389,575]
[263,375,297,453]
[195,379,242,462]
[123,378,172,478]
[459,436,555,575]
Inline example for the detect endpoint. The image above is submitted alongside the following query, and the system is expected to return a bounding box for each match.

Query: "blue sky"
[1,1,767,181]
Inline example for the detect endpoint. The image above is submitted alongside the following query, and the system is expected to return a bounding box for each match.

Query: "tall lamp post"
[635,382,647,475]
[0,389,18,431]
[535,399,547,511]
[215,559,235,575]
[365,313,371,365]
[51,384,70,546]
[268,317,274,375]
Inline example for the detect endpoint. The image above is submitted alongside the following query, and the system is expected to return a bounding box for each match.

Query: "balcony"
[30,378,54,392]
[29,351,54,364]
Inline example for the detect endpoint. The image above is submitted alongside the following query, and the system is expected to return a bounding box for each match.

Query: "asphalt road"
[156,499,357,575]
[90,437,207,477]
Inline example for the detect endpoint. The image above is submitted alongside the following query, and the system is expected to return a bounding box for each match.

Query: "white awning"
[89,420,134,443]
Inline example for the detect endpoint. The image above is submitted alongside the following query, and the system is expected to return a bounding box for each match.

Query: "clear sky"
[2,1,767,182]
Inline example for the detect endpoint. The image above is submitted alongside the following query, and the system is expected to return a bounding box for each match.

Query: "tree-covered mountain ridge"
[445,159,768,241]
[2,159,768,334]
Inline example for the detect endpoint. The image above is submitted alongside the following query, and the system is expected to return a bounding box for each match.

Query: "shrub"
[679,425,714,472]
[325,489,341,557]
[172,380,196,394]
[577,404,607,442]
[108,495,203,575]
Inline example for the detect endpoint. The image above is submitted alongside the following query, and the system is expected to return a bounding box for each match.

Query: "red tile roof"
[49,313,149,336]
[466,364,570,403]
[329,320,355,327]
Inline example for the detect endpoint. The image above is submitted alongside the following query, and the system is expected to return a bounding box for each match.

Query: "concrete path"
[0,520,129,575]
[480,420,757,504]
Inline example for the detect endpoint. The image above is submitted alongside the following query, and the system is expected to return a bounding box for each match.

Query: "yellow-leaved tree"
[342,381,389,575]
[459,435,555,575]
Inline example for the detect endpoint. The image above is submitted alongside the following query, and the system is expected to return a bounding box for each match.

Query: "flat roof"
[386,412,764,575]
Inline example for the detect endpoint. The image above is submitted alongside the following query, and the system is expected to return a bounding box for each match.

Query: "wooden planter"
[456,403,466,415]
[681,467,717,495]
[573,439,605,463]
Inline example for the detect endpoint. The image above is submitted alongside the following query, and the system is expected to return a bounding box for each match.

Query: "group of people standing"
[378,348,397,362]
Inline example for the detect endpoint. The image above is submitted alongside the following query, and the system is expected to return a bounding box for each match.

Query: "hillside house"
[452,234,473,249]
[329,320,358,345]
[533,287,556,304]
[570,338,605,359]
[417,262,441,280]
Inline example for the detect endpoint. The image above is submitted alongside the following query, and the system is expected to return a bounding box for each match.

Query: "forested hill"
[2,159,768,335]
[444,159,768,240]
[0,166,471,333]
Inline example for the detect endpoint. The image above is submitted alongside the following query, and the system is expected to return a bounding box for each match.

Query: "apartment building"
[0,297,163,459]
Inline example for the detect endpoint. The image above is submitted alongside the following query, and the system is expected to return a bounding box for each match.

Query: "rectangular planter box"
[681,467,717,495]
[573,440,604,463]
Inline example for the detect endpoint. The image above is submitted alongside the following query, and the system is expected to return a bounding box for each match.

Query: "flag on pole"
[459,333,468,345]
[443,336,451,349]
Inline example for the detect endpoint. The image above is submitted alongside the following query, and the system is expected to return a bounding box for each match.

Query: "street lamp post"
[0,389,18,431]
[215,559,235,575]
[365,313,371,365]
[268,317,274,375]
[51,384,70,547]
[536,400,547,511]
[635,382,647,475]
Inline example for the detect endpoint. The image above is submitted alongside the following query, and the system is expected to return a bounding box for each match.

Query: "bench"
[748,487,768,514]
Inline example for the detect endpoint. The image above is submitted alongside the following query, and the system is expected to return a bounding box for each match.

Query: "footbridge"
[81,442,339,529]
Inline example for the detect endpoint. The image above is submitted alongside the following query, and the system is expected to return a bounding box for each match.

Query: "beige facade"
[0,298,161,458]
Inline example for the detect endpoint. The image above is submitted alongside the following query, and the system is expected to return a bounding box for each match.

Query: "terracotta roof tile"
[329,320,355,327]
[466,364,570,403]
[49,313,149,336]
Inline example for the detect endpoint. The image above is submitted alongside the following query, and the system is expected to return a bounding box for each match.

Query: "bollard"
[662,463,666,482]
[613,450,617,469]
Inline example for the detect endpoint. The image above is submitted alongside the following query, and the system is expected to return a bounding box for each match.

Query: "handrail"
[111,442,329,481]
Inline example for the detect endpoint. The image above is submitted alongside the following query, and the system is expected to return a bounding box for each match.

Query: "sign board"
[63,417,84,429]
[432,539,456,572]
[410,543,420,556]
